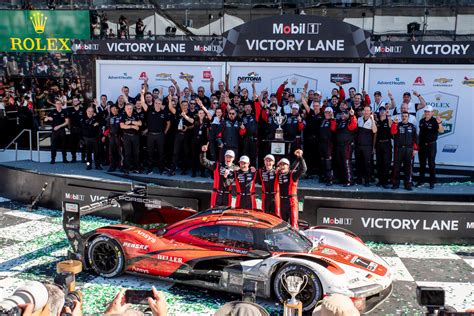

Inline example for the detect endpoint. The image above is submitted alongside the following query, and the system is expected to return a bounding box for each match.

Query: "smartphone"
[125,289,153,305]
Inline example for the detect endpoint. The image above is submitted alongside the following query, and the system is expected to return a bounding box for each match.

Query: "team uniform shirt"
[357,117,375,146]
[147,108,169,133]
[49,109,68,130]
[81,116,100,138]
[120,113,141,135]
[234,169,257,209]
[372,100,388,113]
[419,117,440,145]
[68,106,84,130]
[106,114,121,136]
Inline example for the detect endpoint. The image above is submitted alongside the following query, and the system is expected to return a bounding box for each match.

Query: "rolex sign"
[0,10,90,52]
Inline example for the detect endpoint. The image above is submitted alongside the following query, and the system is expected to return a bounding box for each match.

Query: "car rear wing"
[62,184,197,261]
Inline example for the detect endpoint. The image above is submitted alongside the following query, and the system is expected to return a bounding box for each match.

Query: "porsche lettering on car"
[63,197,392,313]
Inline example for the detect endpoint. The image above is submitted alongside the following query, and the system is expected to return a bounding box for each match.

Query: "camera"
[416,286,471,316]
[53,272,82,311]
[0,281,49,315]
[242,279,257,304]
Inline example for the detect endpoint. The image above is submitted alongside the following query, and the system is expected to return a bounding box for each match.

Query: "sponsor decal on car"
[123,242,149,251]
[131,267,149,274]
[224,248,248,255]
[155,254,183,263]
[321,248,337,255]
[135,230,156,243]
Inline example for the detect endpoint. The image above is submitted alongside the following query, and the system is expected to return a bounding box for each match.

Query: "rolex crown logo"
[30,12,47,34]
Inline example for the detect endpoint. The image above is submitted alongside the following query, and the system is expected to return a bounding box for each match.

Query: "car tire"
[273,263,323,312]
[87,235,125,278]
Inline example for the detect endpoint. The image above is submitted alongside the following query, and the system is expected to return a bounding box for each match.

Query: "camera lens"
[0,281,48,313]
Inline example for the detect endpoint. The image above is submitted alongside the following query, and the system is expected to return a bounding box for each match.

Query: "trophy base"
[283,301,302,316]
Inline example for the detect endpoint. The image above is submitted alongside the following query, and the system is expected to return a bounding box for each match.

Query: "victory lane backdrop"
[227,62,363,101]
[365,64,474,167]
[96,60,226,103]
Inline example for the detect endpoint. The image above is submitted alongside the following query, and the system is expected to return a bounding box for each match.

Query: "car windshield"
[263,223,313,253]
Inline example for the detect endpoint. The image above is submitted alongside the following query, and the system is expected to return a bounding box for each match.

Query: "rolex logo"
[30,12,47,34]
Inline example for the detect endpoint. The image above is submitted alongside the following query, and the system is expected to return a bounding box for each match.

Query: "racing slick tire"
[87,235,125,278]
[273,263,323,312]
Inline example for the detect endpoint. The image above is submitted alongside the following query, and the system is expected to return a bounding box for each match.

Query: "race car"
[62,194,392,313]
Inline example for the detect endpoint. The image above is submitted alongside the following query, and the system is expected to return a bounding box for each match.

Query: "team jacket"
[391,122,418,150]
[333,116,357,145]
[234,169,257,209]
[258,167,280,217]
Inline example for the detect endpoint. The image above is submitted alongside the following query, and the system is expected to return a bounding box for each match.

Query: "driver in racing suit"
[201,144,235,207]
[234,155,257,210]
[257,154,280,217]
[277,149,307,230]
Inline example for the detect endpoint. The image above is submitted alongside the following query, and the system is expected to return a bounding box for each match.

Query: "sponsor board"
[376,77,406,86]
[64,192,85,202]
[462,77,474,87]
[442,144,458,153]
[108,73,133,80]
[316,208,474,242]
[373,45,403,54]
[237,72,262,83]
[413,76,425,86]
[422,91,459,137]
[330,73,352,85]
[433,78,453,87]
[270,73,317,95]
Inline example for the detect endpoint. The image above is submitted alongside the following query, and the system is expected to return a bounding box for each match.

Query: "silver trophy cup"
[274,113,287,140]
[282,273,308,306]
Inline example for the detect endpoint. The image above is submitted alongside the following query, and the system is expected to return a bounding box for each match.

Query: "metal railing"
[0,129,32,161]
[36,130,52,163]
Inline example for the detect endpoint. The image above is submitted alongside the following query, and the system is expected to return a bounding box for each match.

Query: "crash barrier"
[0,164,473,244]
[302,196,474,245]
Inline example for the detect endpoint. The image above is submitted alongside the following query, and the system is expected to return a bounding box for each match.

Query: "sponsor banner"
[221,15,372,58]
[371,41,473,59]
[72,39,223,56]
[0,10,90,52]
[97,60,225,103]
[228,62,363,100]
[365,64,474,166]
[316,208,474,242]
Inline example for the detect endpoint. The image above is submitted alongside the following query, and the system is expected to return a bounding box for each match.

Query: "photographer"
[104,287,167,316]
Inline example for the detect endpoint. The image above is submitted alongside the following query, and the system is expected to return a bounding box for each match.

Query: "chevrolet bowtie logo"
[30,12,47,34]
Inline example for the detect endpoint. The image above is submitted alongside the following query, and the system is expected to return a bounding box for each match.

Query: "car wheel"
[273,264,323,312]
[87,235,125,278]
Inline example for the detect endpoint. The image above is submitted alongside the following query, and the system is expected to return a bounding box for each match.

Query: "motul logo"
[273,23,320,35]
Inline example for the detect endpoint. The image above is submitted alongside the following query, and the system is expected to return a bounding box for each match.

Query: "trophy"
[274,113,287,140]
[282,273,308,316]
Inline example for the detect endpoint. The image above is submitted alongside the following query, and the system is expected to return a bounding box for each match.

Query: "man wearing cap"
[393,91,426,116]
[45,99,70,164]
[372,91,389,113]
[201,144,235,207]
[283,93,298,115]
[277,149,307,229]
[301,93,323,177]
[258,154,280,216]
[375,106,392,188]
[320,107,337,185]
[285,103,305,159]
[416,105,444,189]
[391,112,418,190]
[234,155,257,209]
[355,105,377,186]
[334,108,357,186]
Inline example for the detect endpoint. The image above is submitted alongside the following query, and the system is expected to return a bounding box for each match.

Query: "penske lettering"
[412,44,469,55]
[361,218,459,231]
[106,42,185,53]
[123,242,148,250]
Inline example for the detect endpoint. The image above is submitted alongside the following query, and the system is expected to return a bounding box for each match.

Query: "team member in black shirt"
[355,105,377,186]
[191,109,209,177]
[44,100,69,164]
[416,105,444,189]
[68,97,84,163]
[391,112,417,190]
[168,100,194,176]
[141,95,170,175]
[375,106,392,189]
[81,107,102,170]
[105,104,122,172]
[120,103,142,174]
[301,95,323,177]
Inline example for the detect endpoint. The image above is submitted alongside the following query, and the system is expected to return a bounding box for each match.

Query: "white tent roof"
[187,14,244,36]
[106,13,186,36]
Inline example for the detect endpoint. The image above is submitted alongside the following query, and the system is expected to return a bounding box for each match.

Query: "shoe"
[376,182,382,187]
[50,160,55,164]
[95,166,103,170]
[415,181,425,187]
[382,184,389,189]
[108,167,116,172]
[63,159,69,163]
[364,181,370,187]
[180,170,187,175]
[86,165,92,170]
[326,181,333,187]
[191,172,196,178]
[132,170,140,174]
[392,184,399,190]
[200,172,206,178]
[343,182,352,187]
[123,170,129,175]
[356,179,362,185]
[429,183,435,189]
[168,170,176,176]
[71,158,77,163]
[405,186,413,191]
[147,169,153,175]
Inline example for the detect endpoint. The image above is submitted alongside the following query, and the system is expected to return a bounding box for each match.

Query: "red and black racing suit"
[333,115,357,185]
[257,167,280,217]
[234,169,257,209]
[391,121,418,188]
[200,151,235,207]
[278,157,307,229]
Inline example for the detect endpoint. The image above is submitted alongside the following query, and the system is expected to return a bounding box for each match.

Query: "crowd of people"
[42,73,445,192]
[90,13,152,40]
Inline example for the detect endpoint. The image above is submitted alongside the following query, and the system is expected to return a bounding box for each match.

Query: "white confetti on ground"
[4,210,48,220]
[382,257,415,282]
[391,245,461,260]
[0,221,63,242]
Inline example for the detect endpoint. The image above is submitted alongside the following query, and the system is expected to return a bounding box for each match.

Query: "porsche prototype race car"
[62,192,392,313]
